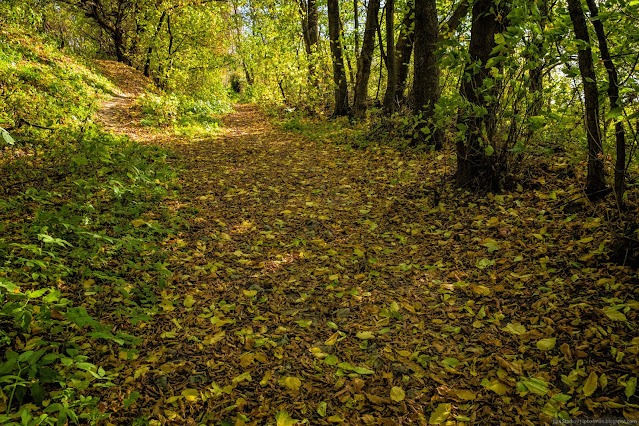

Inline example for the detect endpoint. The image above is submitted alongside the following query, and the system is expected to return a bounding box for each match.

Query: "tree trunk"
[382,0,397,114]
[144,10,166,78]
[567,0,608,199]
[586,0,626,207]
[455,0,509,189]
[412,0,442,148]
[300,0,319,53]
[352,0,381,118]
[394,3,415,106]
[328,0,349,116]
[300,0,320,81]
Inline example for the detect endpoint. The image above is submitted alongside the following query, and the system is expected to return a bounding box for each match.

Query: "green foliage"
[0,127,177,422]
[138,91,231,134]
[0,26,114,141]
[0,24,178,423]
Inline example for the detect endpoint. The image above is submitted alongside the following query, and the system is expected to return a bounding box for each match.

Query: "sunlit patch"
[231,220,254,234]
[262,252,302,273]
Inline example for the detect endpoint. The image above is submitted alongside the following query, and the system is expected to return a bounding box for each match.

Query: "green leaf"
[552,393,572,403]
[317,401,327,417]
[520,378,549,395]
[583,371,598,397]
[484,145,495,156]
[324,355,338,365]
[625,377,637,399]
[442,358,461,368]
[0,127,15,146]
[296,319,313,328]
[352,366,374,375]
[602,306,626,321]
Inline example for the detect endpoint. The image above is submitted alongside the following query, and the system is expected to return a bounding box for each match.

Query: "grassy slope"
[0,25,178,424]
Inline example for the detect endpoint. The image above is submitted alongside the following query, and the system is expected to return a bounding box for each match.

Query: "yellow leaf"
[131,219,146,227]
[283,376,302,391]
[280,210,292,215]
[583,371,598,396]
[181,388,199,402]
[503,322,527,335]
[183,295,195,308]
[390,386,405,402]
[275,410,298,426]
[536,338,557,351]
[488,380,510,395]
[243,290,257,297]
[471,284,491,295]
[454,389,476,400]
[429,403,451,425]
[356,331,375,340]
[202,330,225,345]
[134,365,150,379]
[325,332,340,346]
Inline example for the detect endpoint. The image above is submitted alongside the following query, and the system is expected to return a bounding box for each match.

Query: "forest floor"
[91,62,639,425]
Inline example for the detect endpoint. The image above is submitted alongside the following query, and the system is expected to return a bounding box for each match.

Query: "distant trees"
[23,0,636,199]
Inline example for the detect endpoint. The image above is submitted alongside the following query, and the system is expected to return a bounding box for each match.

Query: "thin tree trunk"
[383,0,397,114]
[586,0,626,207]
[144,10,166,77]
[328,0,349,116]
[455,0,510,189]
[567,0,608,199]
[354,0,359,60]
[394,3,415,106]
[353,0,381,118]
[412,0,442,148]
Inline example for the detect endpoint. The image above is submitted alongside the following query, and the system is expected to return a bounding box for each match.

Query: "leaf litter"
[84,80,639,424]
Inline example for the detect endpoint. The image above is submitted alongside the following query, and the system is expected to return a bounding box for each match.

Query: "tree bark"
[300,0,320,81]
[352,0,381,118]
[412,0,442,148]
[455,0,509,189]
[586,0,626,207]
[567,0,608,199]
[328,0,349,116]
[382,0,397,114]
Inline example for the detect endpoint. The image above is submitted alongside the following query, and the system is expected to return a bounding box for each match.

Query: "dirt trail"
[94,60,158,142]
[93,63,638,425]
[94,68,443,423]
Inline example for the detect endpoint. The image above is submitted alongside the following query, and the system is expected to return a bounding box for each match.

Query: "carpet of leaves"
[81,98,639,425]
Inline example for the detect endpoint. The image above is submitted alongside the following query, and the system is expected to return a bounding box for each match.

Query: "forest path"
[93,65,449,423]
[91,63,637,425]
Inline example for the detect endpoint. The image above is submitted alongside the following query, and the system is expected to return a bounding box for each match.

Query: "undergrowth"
[137,91,231,136]
[0,23,181,425]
